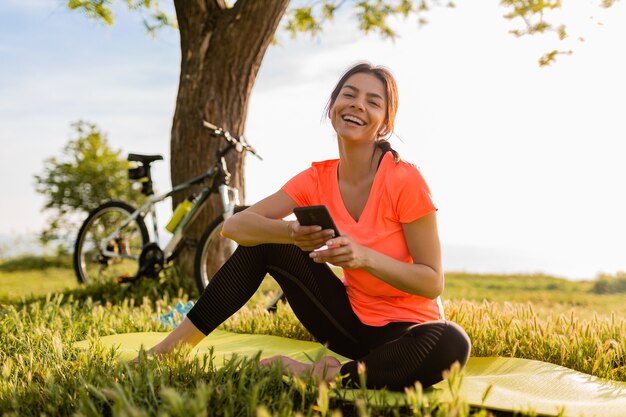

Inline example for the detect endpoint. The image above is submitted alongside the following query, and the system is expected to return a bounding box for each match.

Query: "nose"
[350,95,365,111]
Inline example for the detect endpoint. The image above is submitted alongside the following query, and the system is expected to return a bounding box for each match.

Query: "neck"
[337,139,382,185]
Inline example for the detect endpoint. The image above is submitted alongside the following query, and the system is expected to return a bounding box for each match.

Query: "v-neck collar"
[334,151,391,224]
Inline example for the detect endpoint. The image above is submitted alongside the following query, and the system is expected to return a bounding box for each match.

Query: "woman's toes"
[260,355,342,382]
[312,356,342,381]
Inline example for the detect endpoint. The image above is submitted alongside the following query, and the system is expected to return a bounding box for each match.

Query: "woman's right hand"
[287,221,336,252]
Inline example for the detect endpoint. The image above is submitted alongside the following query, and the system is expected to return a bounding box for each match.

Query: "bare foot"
[132,317,205,364]
[131,346,167,364]
[260,355,342,383]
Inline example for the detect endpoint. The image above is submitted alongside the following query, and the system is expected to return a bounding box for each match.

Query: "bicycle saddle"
[128,154,164,164]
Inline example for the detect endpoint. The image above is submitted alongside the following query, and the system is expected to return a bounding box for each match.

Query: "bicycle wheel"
[73,201,149,285]
[194,205,249,293]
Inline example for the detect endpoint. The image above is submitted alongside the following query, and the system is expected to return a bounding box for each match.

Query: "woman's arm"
[221,189,334,249]
[221,190,295,246]
[310,211,443,298]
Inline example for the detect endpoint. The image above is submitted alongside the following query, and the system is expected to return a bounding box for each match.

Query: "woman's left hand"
[308,234,369,269]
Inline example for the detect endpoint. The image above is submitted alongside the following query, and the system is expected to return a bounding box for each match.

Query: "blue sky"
[1,1,625,279]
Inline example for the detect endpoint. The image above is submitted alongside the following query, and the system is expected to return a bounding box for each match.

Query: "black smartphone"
[293,205,340,237]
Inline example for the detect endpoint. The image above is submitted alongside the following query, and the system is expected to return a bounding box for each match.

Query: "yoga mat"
[75,331,626,417]
[75,330,347,364]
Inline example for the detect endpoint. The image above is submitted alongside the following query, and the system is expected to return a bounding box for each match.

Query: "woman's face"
[330,72,387,144]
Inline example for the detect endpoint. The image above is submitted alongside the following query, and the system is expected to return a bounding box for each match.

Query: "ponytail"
[376,139,400,164]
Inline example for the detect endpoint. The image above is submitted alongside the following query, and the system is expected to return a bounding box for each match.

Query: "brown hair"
[325,62,400,161]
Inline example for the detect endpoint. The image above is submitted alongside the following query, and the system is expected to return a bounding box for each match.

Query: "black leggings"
[186,244,471,391]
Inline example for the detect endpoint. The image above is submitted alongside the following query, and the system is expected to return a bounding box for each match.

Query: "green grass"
[1,262,626,416]
[0,254,77,303]
[443,272,626,317]
[0,268,78,302]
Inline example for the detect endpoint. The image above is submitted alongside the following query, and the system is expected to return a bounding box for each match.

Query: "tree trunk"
[170,0,290,281]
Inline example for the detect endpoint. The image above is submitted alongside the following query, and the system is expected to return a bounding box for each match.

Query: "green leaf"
[67,0,115,25]
[67,0,176,33]
[285,6,323,37]
[322,2,338,21]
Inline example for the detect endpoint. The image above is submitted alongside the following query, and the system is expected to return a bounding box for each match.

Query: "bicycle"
[73,121,259,294]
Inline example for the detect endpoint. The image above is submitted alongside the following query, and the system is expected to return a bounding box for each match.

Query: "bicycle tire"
[73,201,149,285]
[194,205,249,293]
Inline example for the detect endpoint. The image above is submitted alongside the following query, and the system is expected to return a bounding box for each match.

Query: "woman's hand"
[288,221,336,252]
[308,234,369,269]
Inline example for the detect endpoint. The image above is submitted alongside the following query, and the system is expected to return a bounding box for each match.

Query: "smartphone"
[293,205,340,237]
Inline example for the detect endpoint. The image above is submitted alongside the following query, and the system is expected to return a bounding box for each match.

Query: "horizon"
[1,1,624,280]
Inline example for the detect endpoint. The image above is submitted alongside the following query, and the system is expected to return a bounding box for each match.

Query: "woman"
[146,62,471,391]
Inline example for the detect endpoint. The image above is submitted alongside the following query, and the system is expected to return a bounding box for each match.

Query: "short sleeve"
[281,167,317,207]
[392,162,437,223]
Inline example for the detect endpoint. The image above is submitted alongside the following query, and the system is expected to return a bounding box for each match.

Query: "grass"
[443,272,626,317]
[1,258,626,416]
[0,268,78,302]
[0,254,77,302]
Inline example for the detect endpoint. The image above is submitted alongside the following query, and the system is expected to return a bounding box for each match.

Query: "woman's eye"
[343,93,354,98]
[369,101,380,107]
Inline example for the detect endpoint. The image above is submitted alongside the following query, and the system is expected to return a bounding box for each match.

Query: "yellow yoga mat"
[75,331,626,417]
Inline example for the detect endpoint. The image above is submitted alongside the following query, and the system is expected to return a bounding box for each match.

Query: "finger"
[318,241,352,255]
[322,251,353,263]
[312,254,350,265]
[295,235,330,247]
[295,233,335,248]
[309,246,349,263]
[293,223,322,235]
[296,240,330,252]
[299,231,335,246]
[299,245,323,253]
[324,255,357,268]
[324,235,350,248]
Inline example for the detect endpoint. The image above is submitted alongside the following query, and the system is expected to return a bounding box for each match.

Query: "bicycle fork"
[218,184,240,255]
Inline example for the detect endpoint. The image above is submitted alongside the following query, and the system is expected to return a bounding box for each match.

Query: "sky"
[0,1,624,280]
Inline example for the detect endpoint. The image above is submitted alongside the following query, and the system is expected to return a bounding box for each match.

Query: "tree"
[34,121,145,250]
[67,0,620,277]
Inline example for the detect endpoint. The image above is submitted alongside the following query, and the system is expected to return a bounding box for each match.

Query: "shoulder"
[381,155,436,220]
[311,159,339,172]
[283,159,338,189]
[282,159,338,206]
[301,159,338,182]
[383,155,429,188]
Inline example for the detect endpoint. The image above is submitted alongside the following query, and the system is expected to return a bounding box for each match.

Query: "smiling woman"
[326,62,398,140]
[140,62,471,392]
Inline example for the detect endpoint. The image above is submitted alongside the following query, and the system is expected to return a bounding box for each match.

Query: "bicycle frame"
[162,182,239,261]
[96,120,259,269]
[99,169,240,262]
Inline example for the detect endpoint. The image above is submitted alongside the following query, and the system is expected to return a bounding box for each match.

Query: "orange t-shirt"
[282,152,444,326]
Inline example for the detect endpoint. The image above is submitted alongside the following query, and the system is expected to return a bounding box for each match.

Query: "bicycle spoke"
[74,202,148,285]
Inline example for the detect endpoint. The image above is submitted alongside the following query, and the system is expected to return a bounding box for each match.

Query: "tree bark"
[170,0,290,281]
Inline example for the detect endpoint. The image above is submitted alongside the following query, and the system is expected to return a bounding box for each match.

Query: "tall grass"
[2,267,625,416]
[447,300,626,381]
[0,284,490,416]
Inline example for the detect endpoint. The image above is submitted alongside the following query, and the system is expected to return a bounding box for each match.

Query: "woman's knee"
[442,321,471,367]
[406,320,471,368]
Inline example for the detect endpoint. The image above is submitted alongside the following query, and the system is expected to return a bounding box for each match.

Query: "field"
[1,256,625,416]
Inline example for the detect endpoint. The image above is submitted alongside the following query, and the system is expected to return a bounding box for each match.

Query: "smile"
[342,114,366,126]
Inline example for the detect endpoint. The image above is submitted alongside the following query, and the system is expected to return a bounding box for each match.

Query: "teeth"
[343,115,365,126]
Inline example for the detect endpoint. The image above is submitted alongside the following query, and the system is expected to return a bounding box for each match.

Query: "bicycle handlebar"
[202,120,262,160]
